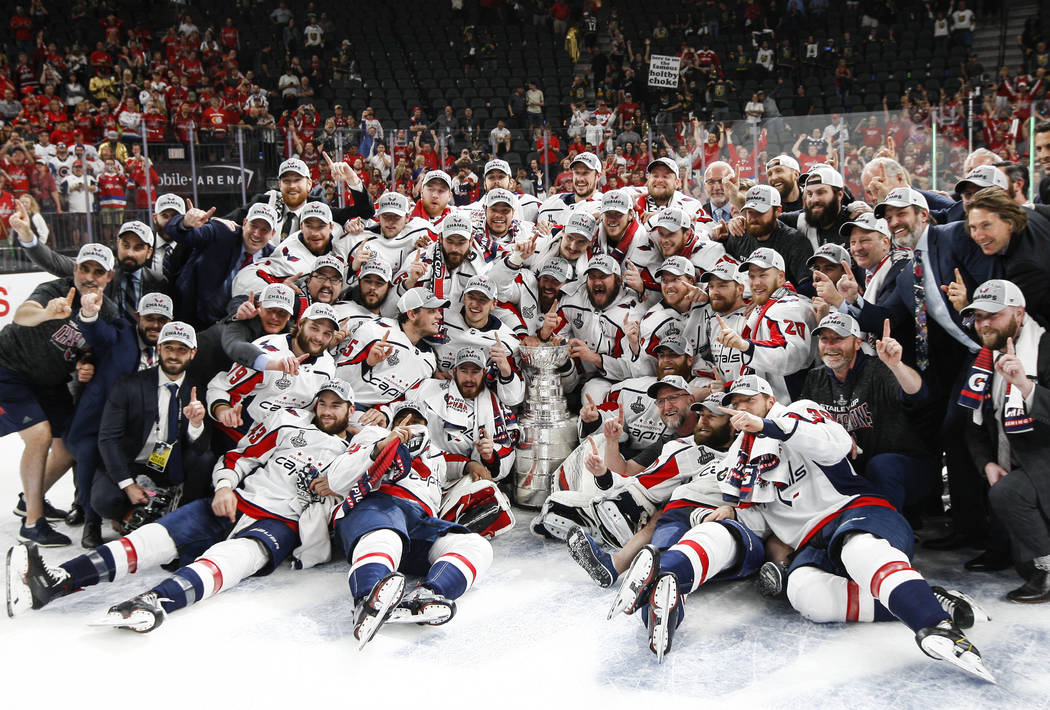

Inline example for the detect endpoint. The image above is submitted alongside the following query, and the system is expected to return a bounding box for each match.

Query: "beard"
[980,322,1020,351]
[316,412,350,435]
[160,358,186,377]
[694,419,732,449]
[803,194,841,230]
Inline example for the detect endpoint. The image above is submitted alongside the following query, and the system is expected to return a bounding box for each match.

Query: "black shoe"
[923,531,982,551]
[65,504,84,526]
[81,522,103,549]
[1006,570,1050,603]
[964,550,1012,572]
[13,494,68,522]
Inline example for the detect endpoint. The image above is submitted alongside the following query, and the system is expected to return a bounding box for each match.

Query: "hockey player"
[593,189,648,265]
[5,379,360,630]
[537,152,603,225]
[273,200,347,266]
[345,192,418,279]
[714,248,816,401]
[334,287,445,414]
[488,245,571,340]
[631,207,726,303]
[333,404,494,647]
[628,157,709,225]
[690,259,750,384]
[332,257,399,336]
[466,158,540,223]
[206,302,339,449]
[403,170,455,237]
[395,211,491,306]
[540,253,646,402]
[630,256,706,377]
[717,375,994,681]
[516,211,596,291]
[765,154,803,213]
[471,188,531,262]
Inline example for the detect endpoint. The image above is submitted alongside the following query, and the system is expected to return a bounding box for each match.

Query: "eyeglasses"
[311,273,342,285]
[654,392,691,406]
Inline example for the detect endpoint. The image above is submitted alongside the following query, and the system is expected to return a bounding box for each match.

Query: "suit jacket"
[21,239,169,320]
[703,200,735,223]
[98,367,214,496]
[164,214,276,329]
[1002,210,1050,326]
[967,330,1050,502]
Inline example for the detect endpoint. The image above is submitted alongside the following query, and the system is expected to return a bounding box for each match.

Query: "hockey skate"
[757,560,789,598]
[607,545,659,619]
[931,586,991,630]
[648,572,682,664]
[386,585,456,626]
[91,591,167,633]
[5,542,73,617]
[353,572,406,649]
[566,525,616,588]
[593,492,647,548]
[916,620,996,683]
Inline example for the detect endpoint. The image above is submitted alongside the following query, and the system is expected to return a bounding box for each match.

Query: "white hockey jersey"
[666,443,733,510]
[610,435,714,505]
[344,228,420,280]
[536,191,603,226]
[684,304,749,385]
[736,286,817,402]
[393,242,491,306]
[549,285,646,380]
[230,255,304,299]
[625,187,712,227]
[341,424,449,517]
[273,232,352,269]
[429,310,525,406]
[334,317,437,407]
[465,191,541,224]
[484,261,551,336]
[629,302,699,377]
[206,333,336,441]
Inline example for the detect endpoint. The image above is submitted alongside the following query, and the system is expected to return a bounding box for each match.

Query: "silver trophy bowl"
[517,342,571,371]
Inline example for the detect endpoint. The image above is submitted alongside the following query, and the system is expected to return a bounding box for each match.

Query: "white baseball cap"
[397,287,451,313]
[766,155,800,172]
[259,283,296,313]
[376,191,411,217]
[136,292,173,319]
[454,346,487,369]
[153,193,185,216]
[586,253,621,277]
[118,221,155,248]
[806,243,852,269]
[564,211,597,238]
[720,374,774,405]
[646,157,680,178]
[75,243,115,271]
[600,189,633,214]
[464,275,496,300]
[300,302,339,328]
[814,312,861,338]
[538,256,572,282]
[442,212,473,239]
[739,247,785,273]
[301,200,333,225]
[874,187,929,218]
[802,166,844,189]
[317,378,354,404]
[158,321,197,348]
[961,279,1026,316]
[359,257,393,282]
[691,393,727,414]
[484,188,518,209]
[484,158,511,176]
[646,374,692,399]
[654,256,695,278]
[423,170,453,189]
[389,399,428,422]
[955,165,1009,194]
[245,203,279,230]
[278,158,311,178]
[653,332,690,355]
[742,184,781,214]
[570,151,601,172]
[312,254,346,280]
[652,207,690,233]
[839,212,891,238]
[700,259,747,285]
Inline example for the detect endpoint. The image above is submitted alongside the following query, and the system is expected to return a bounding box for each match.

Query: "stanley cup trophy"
[512,343,579,508]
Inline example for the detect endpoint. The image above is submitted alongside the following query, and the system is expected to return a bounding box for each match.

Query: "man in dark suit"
[224,157,374,241]
[853,187,999,556]
[963,280,1050,602]
[163,202,278,330]
[67,292,174,548]
[11,206,168,323]
[95,322,214,535]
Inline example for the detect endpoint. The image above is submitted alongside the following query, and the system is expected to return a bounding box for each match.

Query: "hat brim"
[721,388,763,405]
[960,300,1010,316]
[813,324,856,337]
[420,296,452,309]
[690,400,724,414]
[646,381,690,398]
[739,259,781,272]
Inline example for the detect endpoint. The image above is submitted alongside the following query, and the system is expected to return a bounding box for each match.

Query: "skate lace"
[40,558,70,587]
[133,591,171,609]
[932,588,960,617]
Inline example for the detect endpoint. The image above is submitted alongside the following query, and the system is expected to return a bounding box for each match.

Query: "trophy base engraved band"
[513,343,579,508]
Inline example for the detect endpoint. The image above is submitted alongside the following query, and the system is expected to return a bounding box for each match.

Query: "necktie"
[144,346,155,369]
[282,212,297,238]
[122,274,137,320]
[164,383,184,484]
[240,251,254,270]
[912,249,929,371]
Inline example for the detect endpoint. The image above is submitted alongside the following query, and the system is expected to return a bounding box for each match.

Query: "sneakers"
[916,620,996,683]
[931,586,991,629]
[5,542,73,617]
[387,585,457,626]
[18,518,71,547]
[91,592,167,633]
[647,572,683,664]
[13,494,68,522]
[353,572,406,650]
[757,560,790,598]
[607,545,659,619]
[566,525,617,588]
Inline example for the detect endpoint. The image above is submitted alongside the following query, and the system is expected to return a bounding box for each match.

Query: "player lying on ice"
[5,379,361,631]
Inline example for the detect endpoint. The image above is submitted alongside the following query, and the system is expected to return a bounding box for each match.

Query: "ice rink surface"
[2,434,1048,709]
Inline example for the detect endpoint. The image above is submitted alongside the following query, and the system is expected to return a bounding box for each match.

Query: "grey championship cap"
[720,374,774,405]
[464,275,496,299]
[646,374,693,399]
[600,189,633,214]
[389,399,428,422]
[317,378,354,404]
[301,302,339,327]
[154,193,186,216]
[700,259,747,285]
[158,321,197,348]
[586,253,621,277]
[739,247,786,273]
[301,200,334,225]
[278,158,311,178]
[538,256,572,282]
[652,207,690,233]
[245,203,279,230]
[375,191,411,217]
[654,256,695,278]
[814,312,861,338]
[961,279,1026,316]
[442,211,473,239]
[839,212,891,238]
[955,165,1009,194]
[646,156,680,177]
[564,210,597,237]
[802,166,845,189]
[118,220,155,247]
[422,170,453,189]
[136,292,174,319]
[75,243,115,271]
[454,346,487,369]
[653,332,690,355]
[484,158,512,176]
[397,287,451,313]
[691,393,727,414]
[359,257,393,282]
[259,283,296,313]
[742,184,782,213]
[874,187,929,218]
[766,155,800,172]
[313,254,347,280]
[570,151,602,172]
[484,188,518,209]
[806,243,852,269]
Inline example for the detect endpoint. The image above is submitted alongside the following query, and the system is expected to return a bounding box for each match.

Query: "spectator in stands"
[526,81,545,128]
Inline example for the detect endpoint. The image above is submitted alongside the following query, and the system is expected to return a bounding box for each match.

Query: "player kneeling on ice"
[333,402,493,648]
[716,375,994,682]
[5,380,358,631]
